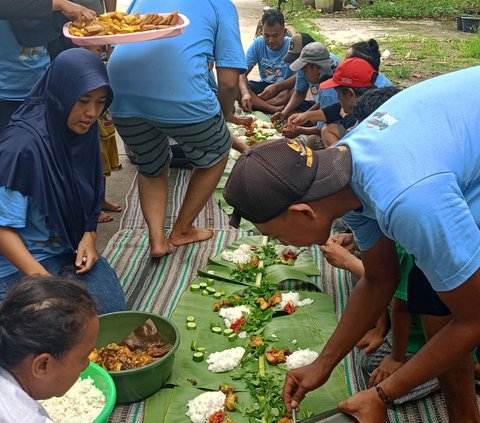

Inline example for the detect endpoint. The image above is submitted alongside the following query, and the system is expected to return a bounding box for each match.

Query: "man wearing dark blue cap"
[224,66,480,422]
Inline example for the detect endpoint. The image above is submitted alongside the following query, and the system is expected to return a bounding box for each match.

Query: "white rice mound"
[218,305,250,328]
[285,349,319,370]
[39,376,105,423]
[186,391,226,423]
[206,347,245,373]
[280,292,314,309]
[220,244,254,264]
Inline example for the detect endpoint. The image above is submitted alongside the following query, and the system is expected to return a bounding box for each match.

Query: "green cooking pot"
[96,311,180,404]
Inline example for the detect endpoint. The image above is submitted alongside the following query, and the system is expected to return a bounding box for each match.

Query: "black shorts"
[248,80,271,95]
[407,264,451,316]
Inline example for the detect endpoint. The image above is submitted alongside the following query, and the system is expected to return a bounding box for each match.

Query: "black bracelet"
[374,384,393,405]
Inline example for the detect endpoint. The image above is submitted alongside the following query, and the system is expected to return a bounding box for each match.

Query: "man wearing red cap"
[223,65,480,422]
[288,57,377,147]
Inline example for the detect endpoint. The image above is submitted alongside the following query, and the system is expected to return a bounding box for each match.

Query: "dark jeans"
[0,100,22,132]
[0,253,127,315]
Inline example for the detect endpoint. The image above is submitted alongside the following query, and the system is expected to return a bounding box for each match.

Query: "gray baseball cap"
[223,139,352,227]
[290,42,334,75]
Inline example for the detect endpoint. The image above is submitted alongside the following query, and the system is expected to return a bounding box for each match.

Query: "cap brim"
[283,51,300,63]
[319,78,339,89]
[289,58,307,72]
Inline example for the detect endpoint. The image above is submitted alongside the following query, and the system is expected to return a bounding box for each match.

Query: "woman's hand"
[75,232,98,274]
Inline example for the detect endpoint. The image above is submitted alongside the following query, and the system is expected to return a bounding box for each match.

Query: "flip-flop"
[98,211,113,223]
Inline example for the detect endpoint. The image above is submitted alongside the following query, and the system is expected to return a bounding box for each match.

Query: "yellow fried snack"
[69,11,179,37]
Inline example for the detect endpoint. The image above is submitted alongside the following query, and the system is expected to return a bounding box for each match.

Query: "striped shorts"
[113,113,232,176]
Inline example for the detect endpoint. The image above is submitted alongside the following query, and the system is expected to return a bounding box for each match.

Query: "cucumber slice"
[193,352,204,362]
[206,287,216,295]
[201,289,210,296]
[213,292,222,299]
[190,284,201,292]
[223,328,234,336]
[186,315,195,323]
[186,322,197,330]
[190,340,198,351]
[199,282,208,289]
[207,278,215,286]
[196,346,206,353]
[207,270,215,275]
[211,326,222,334]
[228,333,238,342]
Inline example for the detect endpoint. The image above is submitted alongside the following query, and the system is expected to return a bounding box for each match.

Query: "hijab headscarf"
[0,48,113,251]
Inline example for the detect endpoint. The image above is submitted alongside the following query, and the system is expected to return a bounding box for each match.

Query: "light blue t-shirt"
[0,21,49,101]
[0,188,67,277]
[108,0,246,123]
[339,66,480,292]
[246,36,293,84]
[375,72,393,87]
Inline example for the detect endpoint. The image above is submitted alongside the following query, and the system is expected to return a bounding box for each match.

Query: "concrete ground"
[96,0,266,253]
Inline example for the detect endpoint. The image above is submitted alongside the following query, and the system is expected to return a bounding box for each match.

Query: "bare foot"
[98,210,113,223]
[338,388,387,423]
[102,200,122,213]
[150,237,175,258]
[169,227,214,247]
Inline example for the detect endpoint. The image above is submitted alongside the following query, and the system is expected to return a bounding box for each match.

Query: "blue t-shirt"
[339,66,480,292]
[0,21,49,101]
[375,72,393,88]
[246,36,293,84]
[108,0,246,123]
[0,188,68,277]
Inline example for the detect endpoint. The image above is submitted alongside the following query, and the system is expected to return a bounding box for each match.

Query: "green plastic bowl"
[95,311,180,404]
[80,361,116,423]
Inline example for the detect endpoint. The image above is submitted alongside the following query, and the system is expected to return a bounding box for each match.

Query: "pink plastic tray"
[63,13,189,46]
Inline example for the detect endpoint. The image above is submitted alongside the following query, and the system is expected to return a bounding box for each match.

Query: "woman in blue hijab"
[0,48,127,314]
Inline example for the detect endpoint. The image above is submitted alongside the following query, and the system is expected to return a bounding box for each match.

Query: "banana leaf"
[198,236,320,285]
[145,279,348,423]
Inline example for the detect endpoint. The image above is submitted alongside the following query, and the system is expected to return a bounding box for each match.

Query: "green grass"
[358,0,479,19]
[264,0,479,87]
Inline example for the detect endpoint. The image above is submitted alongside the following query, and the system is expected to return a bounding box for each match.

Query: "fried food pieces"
[89,342,173,371]
[69,11,179,37]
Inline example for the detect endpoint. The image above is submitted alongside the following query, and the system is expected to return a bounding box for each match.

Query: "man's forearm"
[274,74,296,91]
[217,68,241,118]
[390,298,411,361]
[282,90,307,117]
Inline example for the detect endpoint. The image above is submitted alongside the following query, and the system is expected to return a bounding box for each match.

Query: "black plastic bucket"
[462,16,480,32]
